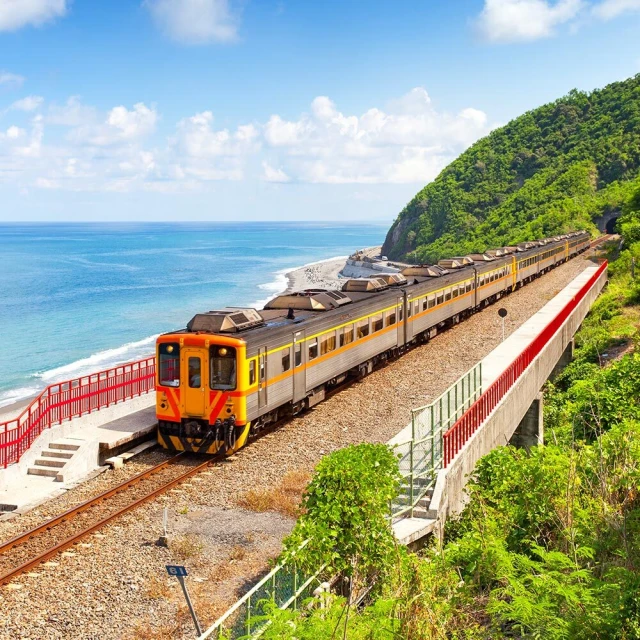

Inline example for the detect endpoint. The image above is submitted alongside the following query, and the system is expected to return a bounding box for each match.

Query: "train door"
[258,347,268,409]
[292,330,306,402]
[183,349,205,416]
[396,296,404,346]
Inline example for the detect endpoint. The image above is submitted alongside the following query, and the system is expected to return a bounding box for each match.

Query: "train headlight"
[219,347,228,356]
[166,345,174,353]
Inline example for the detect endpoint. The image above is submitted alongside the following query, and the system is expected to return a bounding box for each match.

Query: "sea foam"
[34,335,158,384]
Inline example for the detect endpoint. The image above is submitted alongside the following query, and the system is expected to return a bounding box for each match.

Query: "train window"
[407,302,412,318]
[259,357,265,381]
[294,343,302,367]
[210,346,237,390]
[422,298,428,311]
[427,294,435,309]
[452,285,459,298]
[158,343,180,387]
[308,339,318,361]
[249,360,257,385]
[436,291,444,305]
[398,306,403,321]
[321,333,336,355]
[356,318,369,339]
[282,349,290,372]
[444,288,451,302]
[340,324,354,347]
[188,357,202,388]
[386,310,396,326]
[466,280,472,293]
[372,313,383,333]
[413,300,419,315]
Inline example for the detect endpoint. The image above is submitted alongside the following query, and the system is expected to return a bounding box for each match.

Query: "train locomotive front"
[156,330,250,455]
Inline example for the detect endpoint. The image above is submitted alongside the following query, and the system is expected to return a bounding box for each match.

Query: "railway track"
[0,453,212,586]
[0,235,612,588]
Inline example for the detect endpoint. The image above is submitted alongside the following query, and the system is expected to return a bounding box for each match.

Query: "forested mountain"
[382,74,640,262]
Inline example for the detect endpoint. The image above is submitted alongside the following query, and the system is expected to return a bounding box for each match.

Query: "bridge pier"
[551,339,574,379]
[509,392,543,451]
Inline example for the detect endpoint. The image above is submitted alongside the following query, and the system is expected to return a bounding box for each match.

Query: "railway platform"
[0,395,156,516]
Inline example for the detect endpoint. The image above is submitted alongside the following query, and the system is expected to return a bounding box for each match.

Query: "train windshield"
[210,346,237,390]
[159,343,180,387]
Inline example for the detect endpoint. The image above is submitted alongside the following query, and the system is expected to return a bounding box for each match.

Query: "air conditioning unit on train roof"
[342,278,388,293]
[467,253,496,262]
[401,264,449,277]
[370,273,407,286]
[187,308,265,333]
[437,256,474,269]
[264,289,352,311]
[486,247,515,257]
[516,242,537,251]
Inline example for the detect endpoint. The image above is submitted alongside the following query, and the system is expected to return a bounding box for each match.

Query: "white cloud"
[0,87,493,191]
[476,0,583,42]
[592,0,640,19]
[262,161,290,183]
[145,0,239,44]
[0,71,24,89]
[47,96,98,126]
[173,111,258,156]
[72,102,158,146]
[9,95,44,111]
[167,111,259,181]
[0,0,67,31]
[262,88,493,184]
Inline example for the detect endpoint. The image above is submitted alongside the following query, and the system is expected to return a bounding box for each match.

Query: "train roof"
[162,232,590,345]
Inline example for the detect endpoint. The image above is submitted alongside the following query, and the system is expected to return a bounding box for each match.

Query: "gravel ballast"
[0,255,597,639]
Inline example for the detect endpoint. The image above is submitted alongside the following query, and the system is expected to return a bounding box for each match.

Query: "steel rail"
[0,453,184,557]
[0,454,213,585]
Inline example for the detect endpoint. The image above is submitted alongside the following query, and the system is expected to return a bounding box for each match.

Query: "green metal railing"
[199,363,483,638]
[391,363,482,518]
[198,541,325,639]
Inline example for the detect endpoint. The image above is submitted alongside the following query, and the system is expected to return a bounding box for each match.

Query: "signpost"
[166,565,202,636]
[498,308,508,342]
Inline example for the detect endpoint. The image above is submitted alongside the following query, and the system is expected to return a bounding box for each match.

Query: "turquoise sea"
[0,222,387,407]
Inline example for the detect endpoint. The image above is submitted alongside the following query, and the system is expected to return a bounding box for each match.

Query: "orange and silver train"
[156,231,591,454]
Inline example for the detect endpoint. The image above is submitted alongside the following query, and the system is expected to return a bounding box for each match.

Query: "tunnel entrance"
[606,216,620,234]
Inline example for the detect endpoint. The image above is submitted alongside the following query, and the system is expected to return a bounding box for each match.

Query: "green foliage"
[281,443,401,593]
[383,75,640,261]
[256,235,640,639]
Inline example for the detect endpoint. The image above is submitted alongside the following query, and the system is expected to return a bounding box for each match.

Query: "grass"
[237,469,311,517]
[170,533,204,560]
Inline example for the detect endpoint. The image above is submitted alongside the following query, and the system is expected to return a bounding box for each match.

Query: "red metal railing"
[0,357,156,468]
[442,260,608,466]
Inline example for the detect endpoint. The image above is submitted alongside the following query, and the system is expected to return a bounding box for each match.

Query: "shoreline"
[0,245,384,419]
[281,245,383,294]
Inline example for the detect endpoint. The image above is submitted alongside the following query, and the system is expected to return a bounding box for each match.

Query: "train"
[155,231,591,454]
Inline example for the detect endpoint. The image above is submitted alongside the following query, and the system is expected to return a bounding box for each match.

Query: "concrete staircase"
[394,477,435,519]
[28,439,81,482]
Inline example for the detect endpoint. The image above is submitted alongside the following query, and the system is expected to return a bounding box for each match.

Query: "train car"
[156,231,591,455]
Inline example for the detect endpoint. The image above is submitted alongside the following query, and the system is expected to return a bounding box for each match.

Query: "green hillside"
[382,74,640,262]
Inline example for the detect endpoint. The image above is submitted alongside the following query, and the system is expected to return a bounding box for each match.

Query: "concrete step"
[34,458,66,469]
[408,506,431,519]
[49,440,81,452]
[41,450,74,460]
[27,467,59,478]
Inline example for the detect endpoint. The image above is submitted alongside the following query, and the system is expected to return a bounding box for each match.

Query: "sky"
[0,0,639,222]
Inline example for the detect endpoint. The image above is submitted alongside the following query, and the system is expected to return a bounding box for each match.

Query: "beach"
[0,238,387,415]
[281,245,384,293]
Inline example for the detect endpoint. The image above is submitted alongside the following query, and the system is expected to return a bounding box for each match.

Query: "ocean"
[0,222,387,408]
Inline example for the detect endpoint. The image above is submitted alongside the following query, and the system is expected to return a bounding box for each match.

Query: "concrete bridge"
[394,260,608,544]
